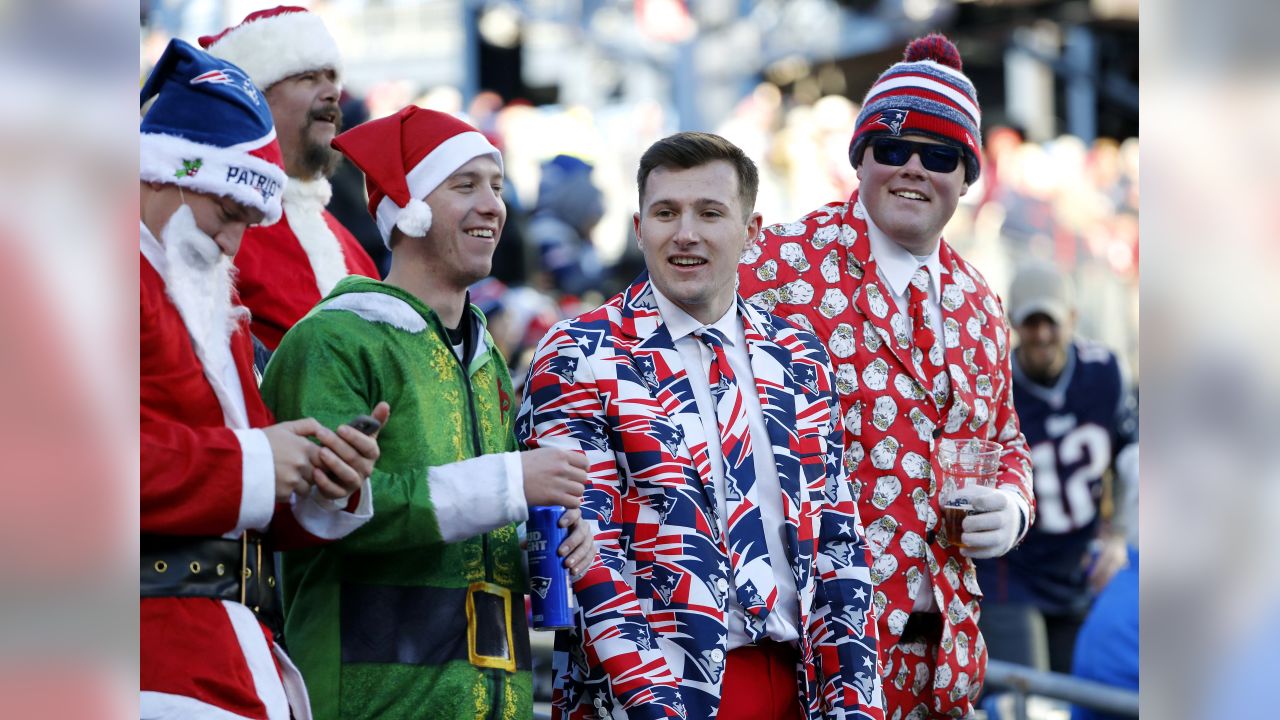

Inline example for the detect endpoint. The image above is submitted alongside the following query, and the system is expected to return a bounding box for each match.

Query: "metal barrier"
[531,658,1138,719]
[985,659,1139,718]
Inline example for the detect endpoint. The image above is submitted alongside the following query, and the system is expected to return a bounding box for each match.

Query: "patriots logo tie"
[693,327,776,641]
[908,266,938,351]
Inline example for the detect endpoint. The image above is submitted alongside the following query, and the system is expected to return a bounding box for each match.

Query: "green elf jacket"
[261,276,531,720]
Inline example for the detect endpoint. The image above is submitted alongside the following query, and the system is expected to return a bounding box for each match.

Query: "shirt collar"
[859,198,944,298]
[651,285,742,347]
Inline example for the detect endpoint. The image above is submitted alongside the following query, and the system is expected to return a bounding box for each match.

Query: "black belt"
[899,611,944,644]
[141,533,283,639]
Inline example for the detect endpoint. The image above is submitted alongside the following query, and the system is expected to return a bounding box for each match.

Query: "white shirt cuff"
[289,476,375,540]
[432,452,529,543]
[1000,486,1031,543]
[231,428,275,533]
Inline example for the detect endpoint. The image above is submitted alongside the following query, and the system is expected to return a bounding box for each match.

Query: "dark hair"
[636,132,759,220]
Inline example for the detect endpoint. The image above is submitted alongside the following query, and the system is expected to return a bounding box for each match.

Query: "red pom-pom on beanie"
[903,33,963,72]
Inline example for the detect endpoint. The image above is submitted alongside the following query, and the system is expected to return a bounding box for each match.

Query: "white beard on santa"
[160,203,249,387]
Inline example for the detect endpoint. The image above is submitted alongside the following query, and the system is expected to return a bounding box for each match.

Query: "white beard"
[160,204,249,388]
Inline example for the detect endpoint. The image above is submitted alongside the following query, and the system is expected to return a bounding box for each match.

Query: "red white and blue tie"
[694,327,776,641]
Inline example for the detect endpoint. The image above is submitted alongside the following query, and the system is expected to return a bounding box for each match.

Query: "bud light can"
[527,506,574,630]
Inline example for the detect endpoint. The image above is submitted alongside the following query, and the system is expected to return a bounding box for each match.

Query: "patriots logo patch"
[634,355,660,391]
[580,424,610,453]
[874,108,910,135]
[546,354,578,383]
[792,364,820,395]
[530,575,552,599]
[710,374,732,401]
[617,621,655,651]
[190,68,260,106]
[650,421,684,456]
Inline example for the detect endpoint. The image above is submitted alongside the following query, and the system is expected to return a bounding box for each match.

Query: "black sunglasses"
[870,137,963,174]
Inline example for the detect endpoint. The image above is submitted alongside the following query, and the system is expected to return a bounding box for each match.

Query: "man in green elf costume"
[260,105,596,720]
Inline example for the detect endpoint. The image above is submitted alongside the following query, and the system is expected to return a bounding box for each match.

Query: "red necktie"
[908,266,937,351]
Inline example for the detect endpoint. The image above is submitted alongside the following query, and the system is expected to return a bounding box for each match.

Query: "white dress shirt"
[652,287,801,649]
[862,202,1029,612]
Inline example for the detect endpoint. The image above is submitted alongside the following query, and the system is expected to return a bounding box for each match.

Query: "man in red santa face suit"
[139,39,390,720]
[199,5,380,358]
[739,34,1035,719]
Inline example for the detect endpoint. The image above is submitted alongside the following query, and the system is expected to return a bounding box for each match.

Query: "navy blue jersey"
[974,340,1138,615]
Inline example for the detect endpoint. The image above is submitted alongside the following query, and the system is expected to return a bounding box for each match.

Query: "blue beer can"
[527,505,575,631]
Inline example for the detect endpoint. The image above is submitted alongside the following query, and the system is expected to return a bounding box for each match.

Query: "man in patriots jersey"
[974,263,1138,674]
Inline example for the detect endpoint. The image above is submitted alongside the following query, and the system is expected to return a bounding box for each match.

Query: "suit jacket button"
[932,427,943,439]
[716,578,729,592]
[711,648,725,663]
[926,530,937,544]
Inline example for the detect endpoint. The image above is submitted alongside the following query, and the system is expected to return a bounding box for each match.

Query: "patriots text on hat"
[140,39,288,224]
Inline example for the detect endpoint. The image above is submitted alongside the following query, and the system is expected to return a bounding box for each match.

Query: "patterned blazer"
[517,276,884,720]
[738,194,1035,717]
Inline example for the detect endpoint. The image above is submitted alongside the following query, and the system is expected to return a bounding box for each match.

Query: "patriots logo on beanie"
[874,109,910,136]
[848,33,983,183]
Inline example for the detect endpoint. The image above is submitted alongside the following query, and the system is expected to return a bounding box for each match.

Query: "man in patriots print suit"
[738,34,1035,719]
[519,132,883,720]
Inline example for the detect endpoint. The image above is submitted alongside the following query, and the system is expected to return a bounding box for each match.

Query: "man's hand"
[310,401,392,500]
[557,507,596,578]
[960,486,1023,559]
[1086,534,1129,593]
[521,448,588,508]
[262,402,391,502]
[263,418,328,502]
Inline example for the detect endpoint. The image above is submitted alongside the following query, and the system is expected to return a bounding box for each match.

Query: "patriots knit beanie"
[848,33,983,183]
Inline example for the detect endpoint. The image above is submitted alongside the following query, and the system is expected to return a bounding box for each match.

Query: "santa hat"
[330,106,503,248]
[140,39,287,224]
[198,5,342,91]
[849,33,983,183]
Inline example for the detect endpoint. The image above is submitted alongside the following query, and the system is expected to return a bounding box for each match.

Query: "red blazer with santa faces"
[234,181,379,351]
[738,192,1035,717]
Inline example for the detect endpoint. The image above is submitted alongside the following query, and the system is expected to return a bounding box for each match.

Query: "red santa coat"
[233,179,378,350]
[141,225,371,720]
[738,194,1034,717]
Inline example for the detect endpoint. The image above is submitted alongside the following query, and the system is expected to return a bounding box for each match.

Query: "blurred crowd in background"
[141,0,1140,403]
[136,2,1140,718]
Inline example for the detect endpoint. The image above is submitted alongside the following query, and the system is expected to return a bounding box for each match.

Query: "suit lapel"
[740,300,808,591]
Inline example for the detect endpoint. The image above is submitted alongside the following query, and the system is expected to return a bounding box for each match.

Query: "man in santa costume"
[199,5,380,356]
[140,39,389,719]
[260,106,595,720]
[738,34,1035,719]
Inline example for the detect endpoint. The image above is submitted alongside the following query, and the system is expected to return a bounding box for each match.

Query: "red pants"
[719,640,804,720]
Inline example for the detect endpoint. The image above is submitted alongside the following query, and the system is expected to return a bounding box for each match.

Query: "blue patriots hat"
[140,39,288,224]
[849,33,983,183]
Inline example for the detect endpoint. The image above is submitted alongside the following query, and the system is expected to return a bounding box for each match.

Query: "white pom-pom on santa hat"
[395,198,433,237]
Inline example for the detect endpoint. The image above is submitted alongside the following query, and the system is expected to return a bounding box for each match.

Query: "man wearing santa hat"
[259,105,595,720]
[199,5,380,357]
[140,39,389,719]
